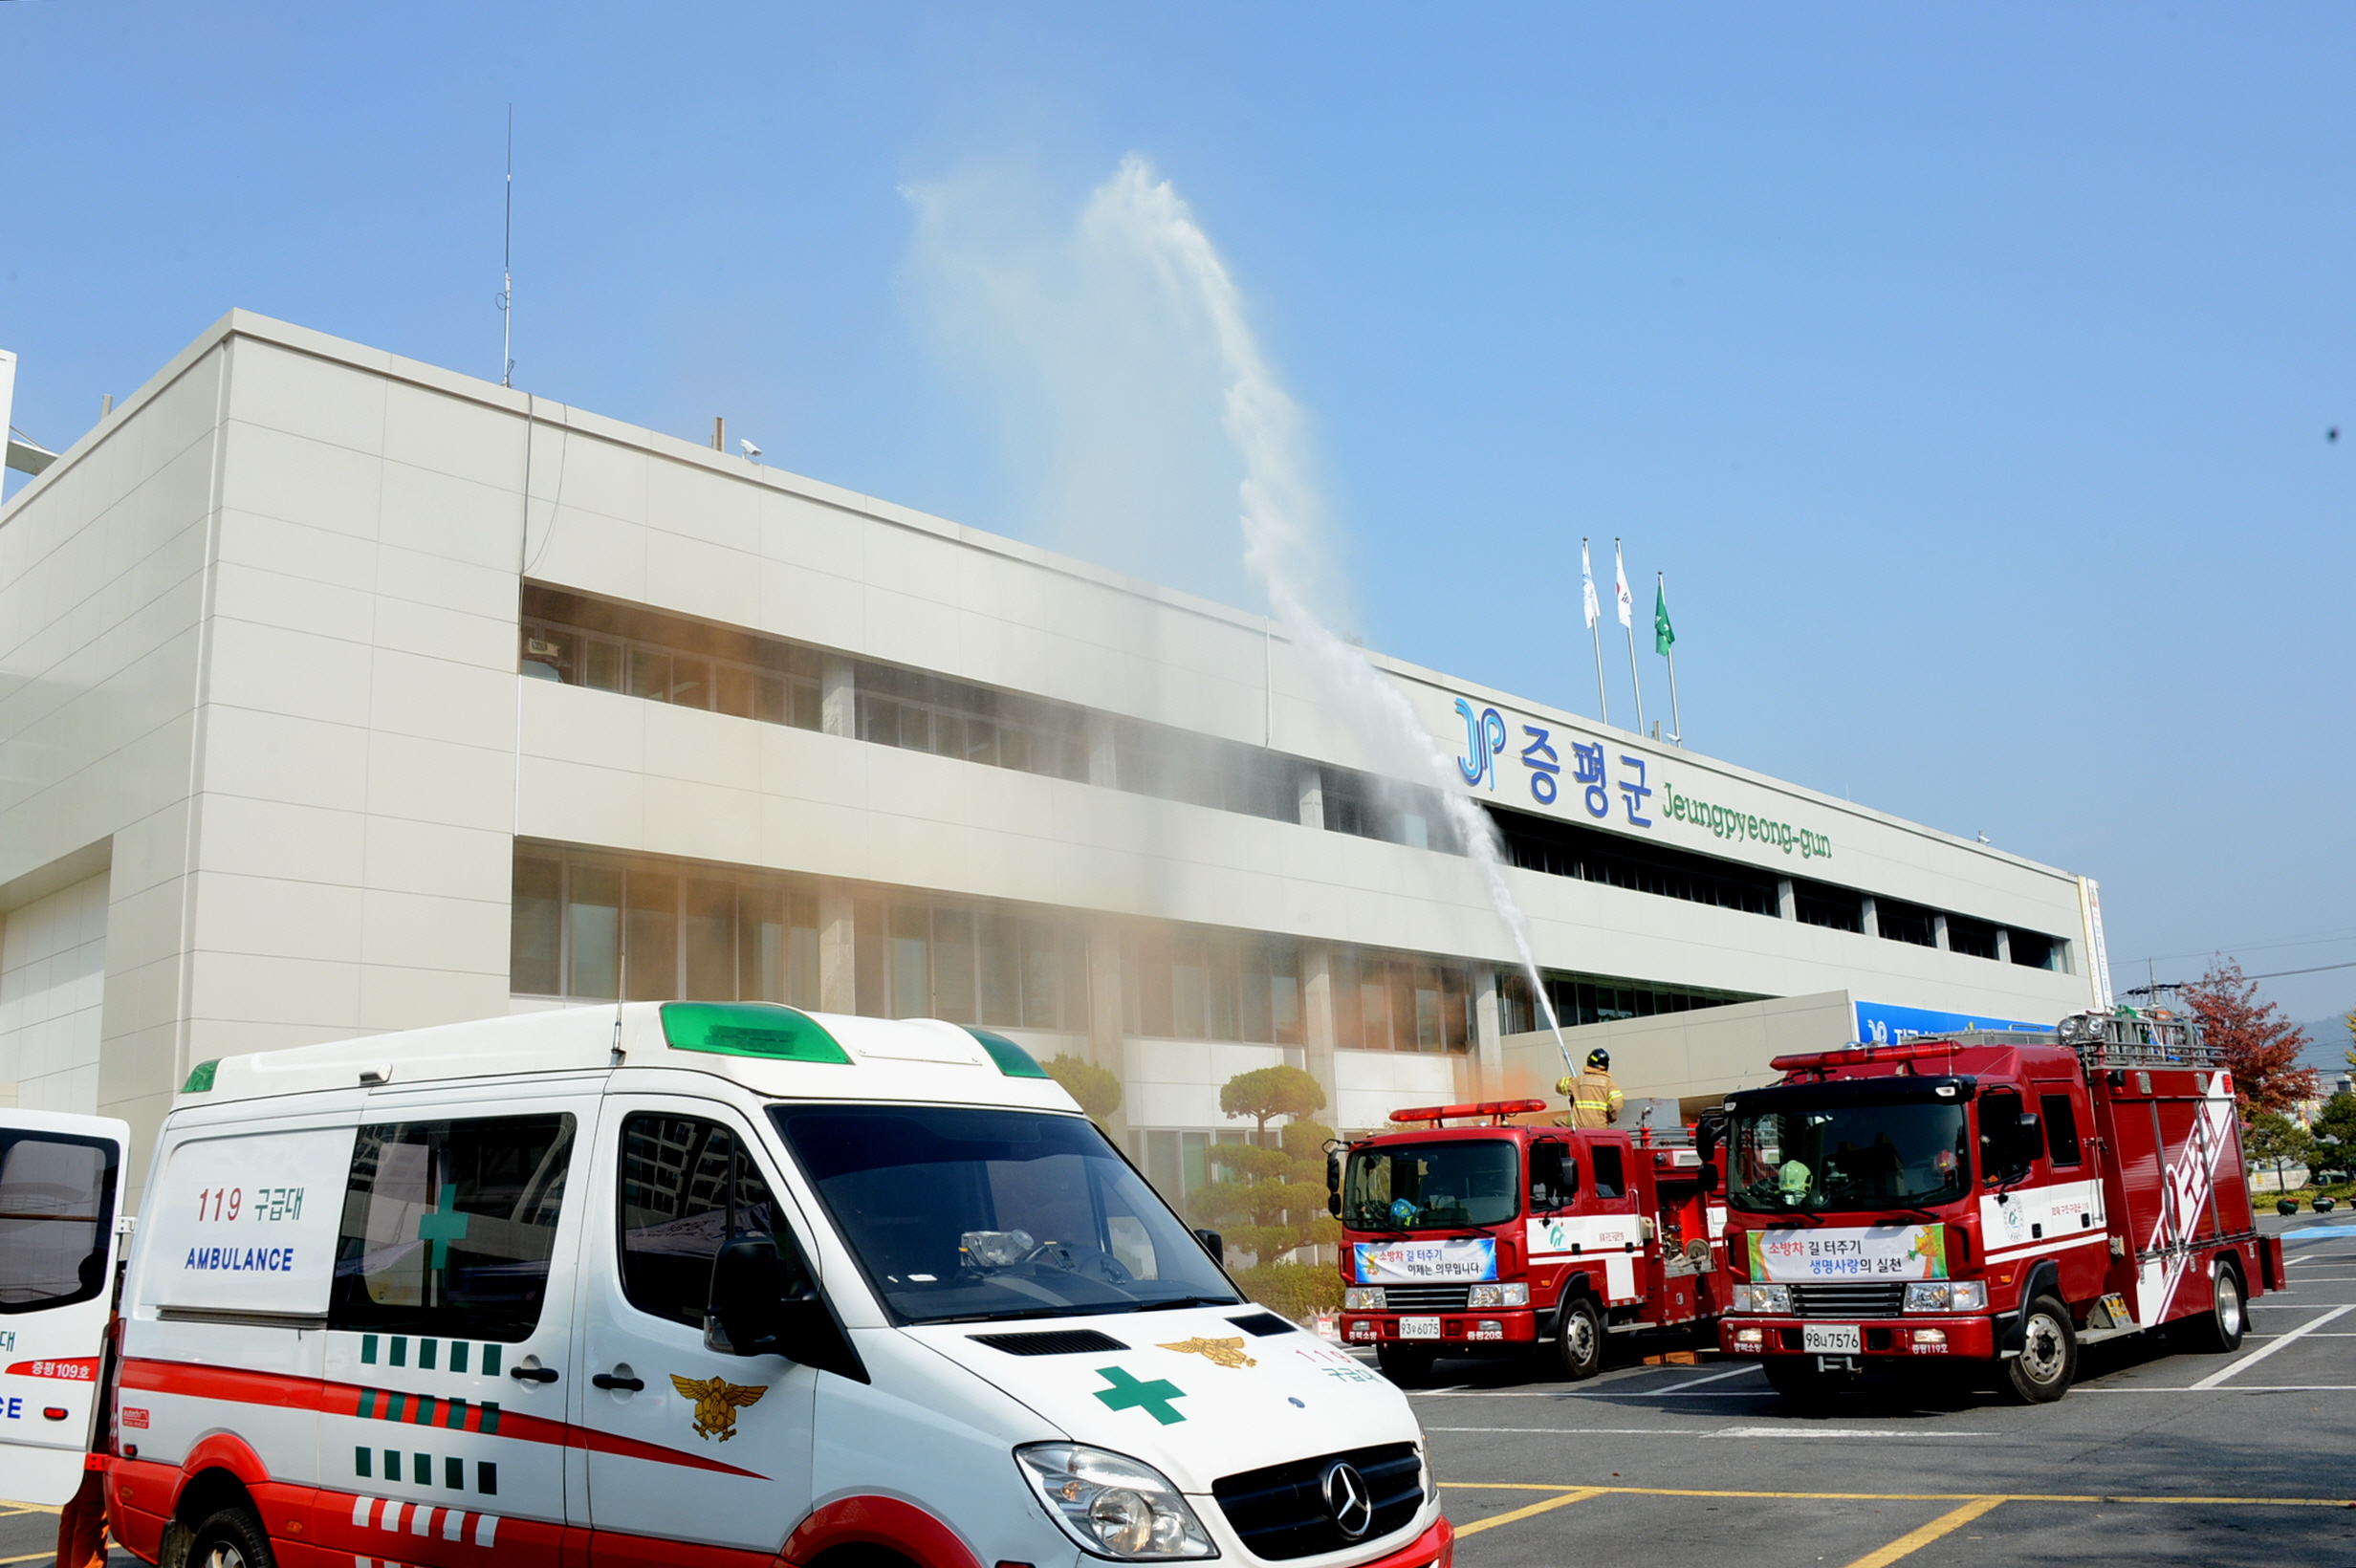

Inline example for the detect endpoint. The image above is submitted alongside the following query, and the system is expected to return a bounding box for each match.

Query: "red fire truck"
[1714,1010,2284,1404]
[1329,1098,1732,1383]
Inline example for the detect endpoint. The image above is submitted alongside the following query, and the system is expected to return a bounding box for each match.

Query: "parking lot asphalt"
[1419,1212,2356,1568]
[6,1214,2352,1568]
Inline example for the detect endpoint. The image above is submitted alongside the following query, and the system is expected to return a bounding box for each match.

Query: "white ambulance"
[0,1005,1448,1568]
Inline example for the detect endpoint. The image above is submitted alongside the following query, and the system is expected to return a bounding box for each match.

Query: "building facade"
[0,314,2112,1205]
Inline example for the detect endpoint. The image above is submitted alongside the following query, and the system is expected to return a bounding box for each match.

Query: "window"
[1947,915,2000,961]
[1874,898,1938,947]
[617,1115,777,1329]
[1590,1144,1625,1199]
[332,1115,575,1341]
[2008,929,2058,970]
[511,858,560,996]
[1793,880,1864,932]
[625,874,679,1000]
[0,1131,117,1313]
[520,584,820,735]
[2040,1094,2083,1167]
[569,867,622,999]
[1491,802,1778,915]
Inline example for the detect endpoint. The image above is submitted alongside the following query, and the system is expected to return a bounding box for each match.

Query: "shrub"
[1231,1261,1343,1321]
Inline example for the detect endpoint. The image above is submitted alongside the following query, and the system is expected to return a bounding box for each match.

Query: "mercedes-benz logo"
[1321,1461,1375,1540]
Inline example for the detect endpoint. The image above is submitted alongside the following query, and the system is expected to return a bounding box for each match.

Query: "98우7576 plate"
[1802,1323,1862,1355]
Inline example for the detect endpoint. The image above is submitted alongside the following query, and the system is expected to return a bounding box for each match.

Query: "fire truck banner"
[1354,1238,1498,1283]
[1747,1224,1948,1282]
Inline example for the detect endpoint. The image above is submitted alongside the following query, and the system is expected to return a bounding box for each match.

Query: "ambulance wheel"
[2176,1261,2246,1353]
[2001,1295,2077,1404]
[1377,1344,1435,1385]
[1556,1296,1604,1381]
[188,1507,276,1568]
[1761,1358,1836,1408]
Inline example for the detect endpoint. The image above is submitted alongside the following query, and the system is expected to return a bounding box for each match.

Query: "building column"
[1301,944,1342,1127]
[1932,912,1950,951]
[1777,877,1797,922]
[1473,964,1504,1099]
[1296,762,1325,830]
[817,881,857,1013]
[1086,714,1120,790]
[820,656,856,738]
[1860,894,1879,940]
[1086,924,1126,1077]
[1995,927,2012,965]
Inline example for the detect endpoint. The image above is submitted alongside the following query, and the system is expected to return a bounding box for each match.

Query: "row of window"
[513,850,1478,1054]
[516,584,2065,972]
[1498,969,1766,1034]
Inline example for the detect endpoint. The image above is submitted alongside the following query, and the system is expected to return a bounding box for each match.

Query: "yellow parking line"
[0,1554,58,1566]
[1452,1487,1604,1537]
[1443,1482,2356,1507]
[1840,1496,2008,1568]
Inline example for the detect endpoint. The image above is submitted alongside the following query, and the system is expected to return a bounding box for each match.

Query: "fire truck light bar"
[1388,1099,1551,1124]
[1769,1039,1966,1073]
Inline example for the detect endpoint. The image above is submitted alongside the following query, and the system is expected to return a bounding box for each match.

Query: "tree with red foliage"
[2181,959,2318,1116]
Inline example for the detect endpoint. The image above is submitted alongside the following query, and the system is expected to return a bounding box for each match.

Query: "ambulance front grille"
[1378,1284,1471,1312]
[1789,1282,1907,1318]
[1212,1442,1424,1560]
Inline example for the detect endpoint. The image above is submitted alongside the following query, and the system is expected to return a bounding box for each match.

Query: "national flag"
[1654,580,1675,655]
[1614,541,1633,628]
[1581,540,1600,630]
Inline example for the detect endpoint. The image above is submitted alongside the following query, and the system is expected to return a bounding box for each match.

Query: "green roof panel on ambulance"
[964,1027,1051,1078]
[660,1002,853,1064]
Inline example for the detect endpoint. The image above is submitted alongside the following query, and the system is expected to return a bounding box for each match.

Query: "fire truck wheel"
[2001,1294,2078,1404]
[1556,1296,1603,1381]
[1377,1344,1436,1385]
[2176,1261,2246,1353]
[187,1507,277,1568]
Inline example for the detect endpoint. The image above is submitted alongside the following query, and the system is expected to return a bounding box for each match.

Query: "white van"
[0,1004,1450,1568]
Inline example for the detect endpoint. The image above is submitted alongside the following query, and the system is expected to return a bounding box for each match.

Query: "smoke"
[909,155,1569,1068]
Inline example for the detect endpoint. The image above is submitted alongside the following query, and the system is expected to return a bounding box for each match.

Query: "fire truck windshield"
[1726,1102,1971,1214]
[1342,1140,1520,1230]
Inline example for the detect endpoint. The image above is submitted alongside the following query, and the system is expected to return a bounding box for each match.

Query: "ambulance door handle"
[592,1372,644,1392]
[511,1361,559,1384]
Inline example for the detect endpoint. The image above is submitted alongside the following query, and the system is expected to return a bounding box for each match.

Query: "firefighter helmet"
[1586,1048,1611,1071]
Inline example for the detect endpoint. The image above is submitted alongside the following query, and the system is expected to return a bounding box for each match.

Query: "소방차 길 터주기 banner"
[1747,1224,1948,1282]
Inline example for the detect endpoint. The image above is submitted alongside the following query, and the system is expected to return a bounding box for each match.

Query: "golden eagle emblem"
[670,1374,769,1440]
[1157,1337,1256,1369]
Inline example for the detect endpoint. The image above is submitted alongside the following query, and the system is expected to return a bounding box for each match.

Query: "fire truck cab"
[1331,1100,1730,1384]
[1715,1010,2282,1405]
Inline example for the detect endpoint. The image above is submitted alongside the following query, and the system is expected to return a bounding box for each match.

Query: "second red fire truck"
[1714,1009,2283,1404]
[1330,1099,1731,1383]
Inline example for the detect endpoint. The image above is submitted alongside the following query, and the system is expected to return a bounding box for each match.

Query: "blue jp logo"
[1454,699,1507,790]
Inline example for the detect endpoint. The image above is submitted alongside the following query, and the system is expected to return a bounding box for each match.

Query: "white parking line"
[2078,1383,2356,1393]
[1703,1426,1995,1439]
[2190,1304,2355,1389]
[1424,1425,1996,1439]
[1429,1425,1711,1435]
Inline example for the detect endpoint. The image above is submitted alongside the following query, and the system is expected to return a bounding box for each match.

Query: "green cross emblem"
[417,1187,471,1270]
[1091,1365,1187,1426]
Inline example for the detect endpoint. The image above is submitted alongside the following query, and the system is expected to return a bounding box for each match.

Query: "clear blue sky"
[5,4,2349,1040]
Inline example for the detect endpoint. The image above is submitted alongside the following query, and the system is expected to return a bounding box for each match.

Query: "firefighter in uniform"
[1555,1048,1625,1129]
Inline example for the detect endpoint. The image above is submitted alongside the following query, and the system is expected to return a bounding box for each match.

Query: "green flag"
[1654,581,1675,655]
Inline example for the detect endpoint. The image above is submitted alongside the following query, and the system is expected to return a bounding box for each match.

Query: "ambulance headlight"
[1903,1281,1989,1313]
[1733,1283,1791,1314]
[1467,1283,1529,1308]
[1015,1444,1218,1559]
[1343,1287,1387,1311]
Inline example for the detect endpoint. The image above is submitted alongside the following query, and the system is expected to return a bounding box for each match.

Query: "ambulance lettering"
[183,1246,296,1272]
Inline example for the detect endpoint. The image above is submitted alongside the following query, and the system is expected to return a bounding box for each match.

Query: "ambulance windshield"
[771,1104,1241,1325]
[1342,1140,1520,1231]
[1726,1102,1971,1213]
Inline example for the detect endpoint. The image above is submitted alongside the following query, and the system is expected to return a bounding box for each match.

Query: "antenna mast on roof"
[499,105,514,388]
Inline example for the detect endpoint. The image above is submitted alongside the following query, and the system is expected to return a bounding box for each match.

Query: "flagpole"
[1618,537,1646,735]
[1582,536,1608,726]
[1659,570,1682,746]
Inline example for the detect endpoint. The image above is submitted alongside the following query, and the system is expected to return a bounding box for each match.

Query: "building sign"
[1855,1001,2053,1046]
[1449,694,1831,861]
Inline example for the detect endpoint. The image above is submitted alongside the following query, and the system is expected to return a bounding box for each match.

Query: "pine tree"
[1043,1054,1123,1131]
[2181,959,2318,1115]
[1192,1065,1342,1265]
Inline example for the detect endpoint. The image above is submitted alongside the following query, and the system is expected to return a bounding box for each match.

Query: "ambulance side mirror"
[1194,1229,1225,1267]
[708,1234,868,1383]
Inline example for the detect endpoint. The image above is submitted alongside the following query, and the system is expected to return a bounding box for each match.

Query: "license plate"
[1802,1324,1862,1355]
[1400,1317,1443,1340]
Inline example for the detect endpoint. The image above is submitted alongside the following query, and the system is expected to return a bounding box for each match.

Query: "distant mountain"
[2297,1011,2353,1086]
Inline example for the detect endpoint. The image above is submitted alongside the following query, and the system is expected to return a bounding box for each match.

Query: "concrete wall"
[0,866,111,1111]
[1497,991,1861,1120]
